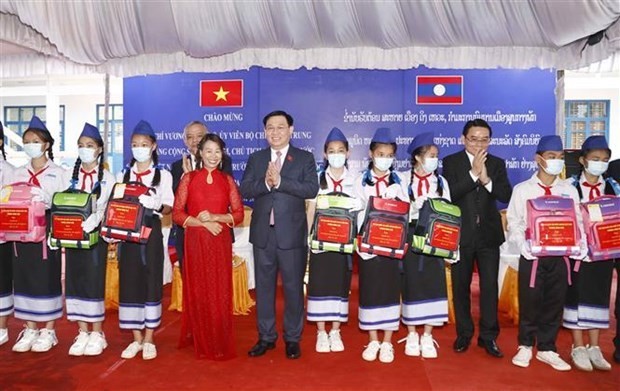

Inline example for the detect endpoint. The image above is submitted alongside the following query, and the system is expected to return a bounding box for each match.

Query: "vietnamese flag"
[200,79,243,107]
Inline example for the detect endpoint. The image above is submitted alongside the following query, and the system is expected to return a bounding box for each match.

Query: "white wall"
[0,75,123,167]
[564,72,620,160]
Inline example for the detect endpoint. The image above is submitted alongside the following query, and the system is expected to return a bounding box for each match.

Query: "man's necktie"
[269,151,282,225]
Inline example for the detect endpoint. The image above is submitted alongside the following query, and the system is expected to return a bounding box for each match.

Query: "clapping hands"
[266,161,281,189]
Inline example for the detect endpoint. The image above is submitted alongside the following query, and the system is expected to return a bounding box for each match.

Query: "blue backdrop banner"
[124,67,555,192]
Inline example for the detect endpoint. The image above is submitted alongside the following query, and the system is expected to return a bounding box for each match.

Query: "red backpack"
[580,195,620,261]
[526,195,581,257]
[0,182,47,243]
[101,182,154,244]
[358,196,410,259]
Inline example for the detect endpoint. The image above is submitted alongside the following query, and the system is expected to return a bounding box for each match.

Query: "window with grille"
[564,100,610,149]
[3,106,66,151]
[96,104,123,173]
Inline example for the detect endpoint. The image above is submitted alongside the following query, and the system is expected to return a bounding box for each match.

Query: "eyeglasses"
[465,137,491,144]
[265,126,289,133]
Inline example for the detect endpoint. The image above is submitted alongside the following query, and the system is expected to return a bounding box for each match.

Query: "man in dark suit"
[171,120,232,268]
[607,158,620,364]
[240,110,319,359]
[442,119,512,358]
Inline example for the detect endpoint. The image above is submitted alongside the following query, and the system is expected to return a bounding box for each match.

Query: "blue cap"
[581,135,609,152]
[325,127,347,145]
[132,120,156,139]
[407,132,436,155]
[536,135,563,153]
[371,127,395,144]
[79,123,102,143]
[27,116,48,132]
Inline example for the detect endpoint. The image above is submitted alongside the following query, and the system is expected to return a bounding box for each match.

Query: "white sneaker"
[315,330,330,353]
[404,332,420,357]
[68,331,91,356]
[571,346,593,371]
[379,342,394,363]
[362,340,381,362]
[420,334,438,358]
[84,332,108,356]
[121,341,143,359]
[31,328,58,352]
[0,328,8,346]
[12,327,39,353]
[536,350,571,371]
[512,345,533,368]
[142,342,157,360]
[586,345,611,371]
[328,329,344,352]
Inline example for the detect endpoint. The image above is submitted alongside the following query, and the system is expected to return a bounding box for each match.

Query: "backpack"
[358,196,410,259]
[101,181,154,244]
[49,189,98,249]
[526,195,581,257]
[411,198,461,260]
[580,195,620,261]
[0,182,47,243]
[310,192,358,254]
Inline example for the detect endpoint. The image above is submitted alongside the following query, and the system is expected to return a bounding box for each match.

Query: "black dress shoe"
[477,339,504,358]
[613,350,620,364]
[453,336,471,353]
[248,340,276,357]
[285,341,301,359]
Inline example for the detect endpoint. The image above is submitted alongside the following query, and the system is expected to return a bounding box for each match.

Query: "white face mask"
[78,147,98,164]
[132,147,152,163]
[327,153,346,169]
[374,157,394,172]
[24,143,44,159]
[542,158,564,176]
[421,157,439,174]
[584,160,608,177]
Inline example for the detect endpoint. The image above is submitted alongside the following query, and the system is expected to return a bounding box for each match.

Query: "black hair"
[263,110,294,127]
[123,135,161,187]
[319,139,349,190]
[24,128,55,161]
[194,133,228,171]
[408,145,443,199]
[0,122,6,160]
[72,136,105,195]
[363,141,398,187]
[462,118,492,138]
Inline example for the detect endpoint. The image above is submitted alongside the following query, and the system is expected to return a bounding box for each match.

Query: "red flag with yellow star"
[200,79,243,107]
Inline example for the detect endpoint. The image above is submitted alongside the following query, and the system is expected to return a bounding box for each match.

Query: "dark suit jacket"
[240,145,318,250]
[172,154,233,194]
[442,150,512,248]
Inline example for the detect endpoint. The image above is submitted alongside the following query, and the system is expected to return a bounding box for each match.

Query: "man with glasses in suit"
[442,119,513,358]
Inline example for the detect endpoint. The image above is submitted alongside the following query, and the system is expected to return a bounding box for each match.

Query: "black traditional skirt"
[307,251,352,323]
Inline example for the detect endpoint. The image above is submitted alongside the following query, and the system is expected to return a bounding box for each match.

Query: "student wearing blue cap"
[400,132,452,359]
[562,135,617,371]
[306,127,358,353]
[0,121,16,347]
[507,135,586,371]
[10,116,70,353]
[352,127,409,363]
[116,120,174,360]
[63,123,116,357]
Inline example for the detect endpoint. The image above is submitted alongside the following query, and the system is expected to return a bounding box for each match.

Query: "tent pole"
[103,73,110,162]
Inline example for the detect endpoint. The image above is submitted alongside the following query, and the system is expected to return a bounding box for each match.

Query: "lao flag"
[416,75,463,105]
[200,79,243,107]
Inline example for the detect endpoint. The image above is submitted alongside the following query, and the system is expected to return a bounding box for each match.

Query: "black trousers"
[451,244,500,341]
[253,227,307,343]
[615,260,620,354]
[518,256,568,351]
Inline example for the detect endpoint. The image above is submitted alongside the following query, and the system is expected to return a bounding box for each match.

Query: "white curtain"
[1,0,619,77]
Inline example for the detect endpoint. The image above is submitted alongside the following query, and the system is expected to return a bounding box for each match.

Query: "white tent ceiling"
[0,0,619,78]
